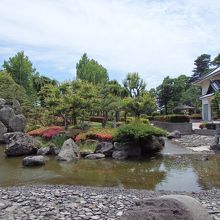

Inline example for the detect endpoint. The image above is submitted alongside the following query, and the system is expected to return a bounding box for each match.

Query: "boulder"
[4,132,38,156]
[112,150,128,160]
[57,138,80,162]
[9,114,26,132]
[0,106,15,127]
[168,130,181,139]
[120,195,211,220]
[12,99,22,114]
[95,142,114,157]
[114,143,141,157]
[210,144,220,151]
[80,151,91,158]
[0,121,7,142]
[141,136,165,155]
[49,146,60,155]
[22,156,46,167]
[0,98,6,107]
[37,147,50,155]
[85,153,105,160]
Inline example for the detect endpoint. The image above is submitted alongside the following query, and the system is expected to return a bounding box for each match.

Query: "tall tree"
[0,71,27,104]
[157,76,174,115]
[32,73,58,93]
[123,72,146,98]
[76,53,109,84]
[191,54,211,81]
[2,51,35,91]
[212,54,220,67]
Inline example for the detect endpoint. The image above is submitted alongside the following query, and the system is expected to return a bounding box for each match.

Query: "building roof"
[194,66,220,84]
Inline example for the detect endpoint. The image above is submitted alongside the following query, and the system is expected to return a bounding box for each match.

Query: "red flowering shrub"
[28,126,63,139]
[75,133,87,143]
[95,133,113,141]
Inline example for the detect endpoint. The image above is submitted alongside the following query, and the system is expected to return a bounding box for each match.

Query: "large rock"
[210,144,220,151]
[37,147,50,155]
[9,114,26,132]
[0,106,15,127]
[12,99,22,114]
[0,98,6,107]
[57,138,80,162]
[4,132,38,156]
[85,153,105,160]
[113,142,141,157]
[112,150,128,160]
[0,121,7,142]
[22,156,46,167]
[49,146,60,155]
[168,130,181,139]
[95,142,114,157]
[37,146,60,155]
[120,195,211,220]
[141,136,165,155]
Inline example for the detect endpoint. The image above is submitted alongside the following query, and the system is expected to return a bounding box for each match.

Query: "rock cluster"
[0,99,26,142]
[84,136,165,160]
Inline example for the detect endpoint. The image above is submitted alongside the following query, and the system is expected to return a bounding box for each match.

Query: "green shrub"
[114,122,167,143]
[51,133,68,147]
[200,123,216,130]
[140,118,149,124]
[152,111,160,116]
[190,114,202,120]
[26,124,41,132]
[152,115,190,123]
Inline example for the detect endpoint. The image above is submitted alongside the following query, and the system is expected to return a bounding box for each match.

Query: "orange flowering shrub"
[28,126,64,139]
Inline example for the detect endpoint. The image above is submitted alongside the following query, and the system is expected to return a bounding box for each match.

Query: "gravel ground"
[173,134,215,149]
[0,185,220,220]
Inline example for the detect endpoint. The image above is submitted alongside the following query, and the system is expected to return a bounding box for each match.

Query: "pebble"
[0,185,219,219]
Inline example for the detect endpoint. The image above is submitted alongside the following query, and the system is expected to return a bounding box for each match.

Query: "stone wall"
[151,121,193,134]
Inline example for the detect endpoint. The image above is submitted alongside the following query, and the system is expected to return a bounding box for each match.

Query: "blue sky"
[0,0,220,88]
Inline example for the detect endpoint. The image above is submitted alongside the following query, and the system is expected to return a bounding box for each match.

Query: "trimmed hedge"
[90,116,105,123]
[190,114,202,120]
[151,115,190,123]
[120,117,149,124]
[114,122,167,143]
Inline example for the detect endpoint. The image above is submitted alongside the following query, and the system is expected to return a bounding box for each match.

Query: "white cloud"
[0,0,220,88]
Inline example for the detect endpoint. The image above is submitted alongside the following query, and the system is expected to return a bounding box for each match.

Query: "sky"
[0,0,220,88]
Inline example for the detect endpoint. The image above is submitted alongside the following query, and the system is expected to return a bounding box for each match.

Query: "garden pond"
[0,140,220,192]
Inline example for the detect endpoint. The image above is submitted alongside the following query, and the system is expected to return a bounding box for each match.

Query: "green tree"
[212,54,220,67]
[181,85,201,113]
[191,54,211,81]
[2,51,35,91]
[122,93,156,118]
[76,53,109,84]
[32,73,58,93]
[157,76,174,115]
[123,72,146,97]
[172,75,190,106]
[0,71,27,104]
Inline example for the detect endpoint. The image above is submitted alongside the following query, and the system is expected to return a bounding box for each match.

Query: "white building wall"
[202,98,212,121]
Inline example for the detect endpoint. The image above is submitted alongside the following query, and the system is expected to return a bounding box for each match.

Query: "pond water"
[1,141,220,191]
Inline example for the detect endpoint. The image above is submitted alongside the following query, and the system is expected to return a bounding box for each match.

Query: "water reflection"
[0,145,220,191]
